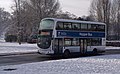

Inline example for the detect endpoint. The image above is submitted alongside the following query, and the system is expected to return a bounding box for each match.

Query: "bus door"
[80,39,87,54]
[53,38,63,54]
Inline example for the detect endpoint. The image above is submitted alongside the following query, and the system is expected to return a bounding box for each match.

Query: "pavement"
[0,52,38,56]
[0,40,38,56]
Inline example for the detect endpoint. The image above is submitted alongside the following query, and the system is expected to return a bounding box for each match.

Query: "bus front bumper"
[38,49,54,55]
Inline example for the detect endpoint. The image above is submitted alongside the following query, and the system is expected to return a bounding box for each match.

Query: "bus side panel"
[102,38,106,46]
[63,46,80,53]
[88,46,105,52]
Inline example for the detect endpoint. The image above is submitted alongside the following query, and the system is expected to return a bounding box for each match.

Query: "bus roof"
[42,18,106,25]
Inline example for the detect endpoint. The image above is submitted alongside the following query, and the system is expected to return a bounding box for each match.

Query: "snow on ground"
[1,39,120,73]
[106,46,120,50]
[0,54,120,74]
[0,42,38,55]
[0,37,5,42]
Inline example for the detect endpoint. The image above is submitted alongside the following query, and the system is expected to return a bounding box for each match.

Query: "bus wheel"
[63,50,70,58]
[93,48,97,55]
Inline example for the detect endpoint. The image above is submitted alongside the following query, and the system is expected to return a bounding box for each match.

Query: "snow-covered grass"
[0,54,120,74]
[0,37,5,42]
[0,42,38,55]
[106,46,120,50]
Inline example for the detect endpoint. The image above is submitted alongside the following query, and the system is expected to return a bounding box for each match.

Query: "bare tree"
[111,0,120,38]
[12,0,22,44]
[8,0,61,42]
[21,0,61,38]
[6,0,76,42]
[90,0,111,36]
[0,8,11,37]
[56,11,77,19]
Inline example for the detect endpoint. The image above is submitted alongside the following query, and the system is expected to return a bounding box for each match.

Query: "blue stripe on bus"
[57,31,105,38]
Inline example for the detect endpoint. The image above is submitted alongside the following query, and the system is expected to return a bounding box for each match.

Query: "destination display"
[57,31,105,38]
[41,32,50,35]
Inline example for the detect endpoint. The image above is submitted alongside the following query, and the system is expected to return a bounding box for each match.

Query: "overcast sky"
[0,0,91,17]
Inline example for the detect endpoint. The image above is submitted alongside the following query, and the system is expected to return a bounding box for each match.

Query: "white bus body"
[37,18,106,56]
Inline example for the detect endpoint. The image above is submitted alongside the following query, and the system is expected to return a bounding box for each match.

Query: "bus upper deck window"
[56,22,63,30]
[88,24,91,30]
[98,25,105,31]
[81,23,87,30]
[63,22,72,30]
[72,23,80,30]
[91,24,97,31]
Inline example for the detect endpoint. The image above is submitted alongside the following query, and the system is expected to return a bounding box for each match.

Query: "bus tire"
[63,50,70,58]
[93,48,97,54]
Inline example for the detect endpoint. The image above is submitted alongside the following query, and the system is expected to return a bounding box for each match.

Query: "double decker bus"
[37,18,106,57]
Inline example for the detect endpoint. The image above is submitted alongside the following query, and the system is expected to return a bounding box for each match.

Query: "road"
[0,53,58,66]
[0,49,120,66]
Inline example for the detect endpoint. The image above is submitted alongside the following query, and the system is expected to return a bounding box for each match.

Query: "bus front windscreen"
[40,19,54,30]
